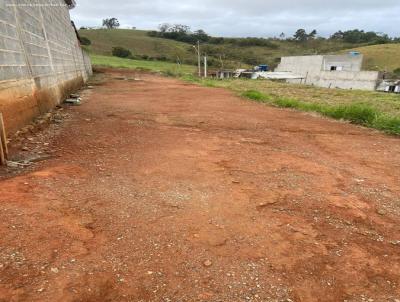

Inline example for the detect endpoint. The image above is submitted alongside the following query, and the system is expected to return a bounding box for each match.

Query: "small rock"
[51,267,59,273]
[377,209,387,216]
[203,260,212,267]
[22,146,29,151]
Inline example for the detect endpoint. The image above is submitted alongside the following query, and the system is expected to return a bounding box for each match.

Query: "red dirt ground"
[1,69,400,302]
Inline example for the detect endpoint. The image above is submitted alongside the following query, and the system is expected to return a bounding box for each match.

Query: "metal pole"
[197,41,201,77]
[0,113,8,161]
[204,56,207,78]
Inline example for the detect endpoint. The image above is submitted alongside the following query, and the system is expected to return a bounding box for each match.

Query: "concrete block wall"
[0,0,92,133]
[287,71,382,91]
[322,54,363,72]
[307,71,381,90]
[276,56,324,75]
[276,54,380,91]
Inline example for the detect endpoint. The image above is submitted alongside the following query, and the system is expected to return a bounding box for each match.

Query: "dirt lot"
[1,69,400,302]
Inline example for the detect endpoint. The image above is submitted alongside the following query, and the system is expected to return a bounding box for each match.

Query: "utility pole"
[197,41,201,77]
[204,55,207,78]
[193,41,201,77]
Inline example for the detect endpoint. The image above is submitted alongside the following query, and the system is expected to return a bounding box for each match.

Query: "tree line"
[148,23,399,46]
[92,19,400,47]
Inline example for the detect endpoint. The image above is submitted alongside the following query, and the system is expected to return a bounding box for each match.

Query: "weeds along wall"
[0,0,92,133]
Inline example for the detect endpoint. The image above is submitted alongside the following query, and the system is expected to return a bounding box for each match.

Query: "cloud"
[71,0,400,37]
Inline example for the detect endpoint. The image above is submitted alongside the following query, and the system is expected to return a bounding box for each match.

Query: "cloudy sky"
[71,0,400,38]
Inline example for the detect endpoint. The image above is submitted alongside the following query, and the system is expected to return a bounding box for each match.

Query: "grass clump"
[241,90,270,102]
[322,104,378,125]
[372,115,400,134]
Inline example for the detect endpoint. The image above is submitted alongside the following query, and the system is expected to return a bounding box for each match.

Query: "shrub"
[112,47,132,58]
[80,37,91,46]
[393,68,400,76]
[156,55,168,61]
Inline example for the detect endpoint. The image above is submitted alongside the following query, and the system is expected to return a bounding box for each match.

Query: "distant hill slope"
[80,29,192,61]
[80,29,398,71]
[340,44,400,72]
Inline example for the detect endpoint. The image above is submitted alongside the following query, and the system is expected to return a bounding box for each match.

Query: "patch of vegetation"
[241,90,270,101]
[339,44,400,72]
[112,46,132,58]
[148,24,279,49]
[90,54,195,76]
[330,29,392,44]
[80,36,91,46]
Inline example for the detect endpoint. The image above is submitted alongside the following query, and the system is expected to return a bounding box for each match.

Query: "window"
[330,66,337,71]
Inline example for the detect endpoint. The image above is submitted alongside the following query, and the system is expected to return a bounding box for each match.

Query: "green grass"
[339,44,400,72]
[90,54,196,76]
[186,78,400,135]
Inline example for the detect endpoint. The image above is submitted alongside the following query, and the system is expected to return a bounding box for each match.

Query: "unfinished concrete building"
[0,0,92,133]
[275,53,383,91]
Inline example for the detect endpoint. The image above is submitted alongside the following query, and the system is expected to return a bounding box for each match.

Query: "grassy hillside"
[340,44,400,72]
[90,54,195,75]
[81,29,192,61]
[80,29,367,69]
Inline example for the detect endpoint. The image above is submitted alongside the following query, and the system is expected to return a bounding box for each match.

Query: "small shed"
[377,80,400,93]
[215,70,235,79]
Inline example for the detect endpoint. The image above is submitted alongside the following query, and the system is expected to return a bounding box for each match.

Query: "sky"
[70,0,400,38]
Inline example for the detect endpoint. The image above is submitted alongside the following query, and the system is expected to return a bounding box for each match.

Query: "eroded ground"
[1,69,400,302]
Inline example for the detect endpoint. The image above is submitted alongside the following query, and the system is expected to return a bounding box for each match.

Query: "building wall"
[276,54,380,91]
[377,80,400,93]
[0,0,92,133]
[287,70,382,91]
[322,54,363,72]
[275,55,324,76]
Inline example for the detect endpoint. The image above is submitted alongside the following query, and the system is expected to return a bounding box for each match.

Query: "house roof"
[64,0,76,9]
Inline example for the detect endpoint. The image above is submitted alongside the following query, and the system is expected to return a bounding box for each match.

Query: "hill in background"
[80,29,400,72]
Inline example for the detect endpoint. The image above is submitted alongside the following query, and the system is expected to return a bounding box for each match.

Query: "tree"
[330,31,344,40]
[293,29,308,42]
[102,18,120,29]
[193,29,210,42]
[279,32,286,40]
[171,24,191,34]
[308,29,317,40]
[158,23,171,33]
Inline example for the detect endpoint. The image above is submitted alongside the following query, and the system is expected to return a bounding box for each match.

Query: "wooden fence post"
[0,113,8,165]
